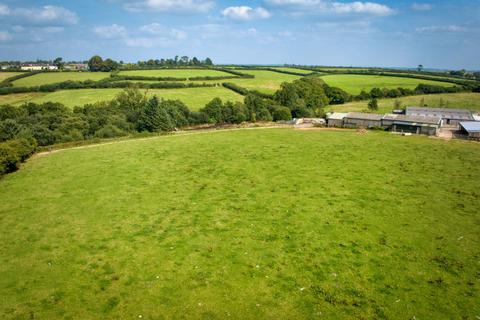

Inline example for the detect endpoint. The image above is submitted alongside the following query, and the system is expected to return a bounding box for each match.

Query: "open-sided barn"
[406,107,474,126]
[459,122,480,140]
[382,114,442,136]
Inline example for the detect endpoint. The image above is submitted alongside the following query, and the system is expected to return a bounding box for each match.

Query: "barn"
[326,113,348,127]
[343,112,383,129]
[405,107,474,126]
[459,122,480,140]
[382,114,442,136]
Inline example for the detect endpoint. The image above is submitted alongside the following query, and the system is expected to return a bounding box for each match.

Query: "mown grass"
[0,72,24,82]
[228,70,301,94]
[328,92,480,114]
[6,87,243,110]
[118,69,232,79]
[0,129,479,319]
[321,74,454,95]
[12,72,111,87]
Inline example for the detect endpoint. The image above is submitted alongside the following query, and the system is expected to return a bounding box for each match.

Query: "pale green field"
[5,87,243,110]
[118,69,232,79]
[0,72,24,82]
[227,70,301,94]
[0,92,46,105]
[321,74,454,95]
[12,72,111,87]
[328,92,480,114]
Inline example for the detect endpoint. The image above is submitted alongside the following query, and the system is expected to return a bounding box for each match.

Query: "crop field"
[227,70,301,94]
[0,72,24,82]
[12,72,111,87]
[321,74,453,95]
[4,87,243,110]
[118,69,232,79]
[328,92,480,114]
[0,129,479,319]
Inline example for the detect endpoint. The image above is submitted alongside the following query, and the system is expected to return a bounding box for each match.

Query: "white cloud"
[122,0,214,12]
[416,25,467,34]
[0,3,9,15]
[265,0,394,16]
[93,24,127,39]
[222,6,272,21]
[14,5,78,25]
[411,3,433,11]
[0,31,11,41]
[331,2,393,15]
[139,23,187,40]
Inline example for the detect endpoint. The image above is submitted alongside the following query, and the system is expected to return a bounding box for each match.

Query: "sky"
[0,0,479,69]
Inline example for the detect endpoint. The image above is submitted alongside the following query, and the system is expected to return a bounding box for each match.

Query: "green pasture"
[0,72,24,82]
[0,129,479,319]
[12,72,111,87]
[4,87,243,110]
[328,92,480,114]
[228,70,301,94]
[321,74,454,94]
[270,67,314,75]
[118,69,232,79]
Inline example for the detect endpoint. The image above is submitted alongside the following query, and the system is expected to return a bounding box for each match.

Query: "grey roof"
[383,114,442,125]
[345,112,383,121]
[327,112,348,120]
[406,107,474,120]
[460,122,480,133]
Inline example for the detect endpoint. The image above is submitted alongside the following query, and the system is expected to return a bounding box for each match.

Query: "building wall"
[344,118,382,128]
[327,119,344,127]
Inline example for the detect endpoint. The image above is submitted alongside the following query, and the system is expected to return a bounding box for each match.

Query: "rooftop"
[383,114,442,125]
[346,112,383,121]
[406,107,474,120]
[460,122,480,133]
[327,113,348,120]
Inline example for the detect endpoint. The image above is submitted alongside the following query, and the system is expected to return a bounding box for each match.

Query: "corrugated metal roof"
[327,113,348,120]
[406,107,474,120]
[460,122,480,133]
[345,112,383,121]
[383,114,442,125]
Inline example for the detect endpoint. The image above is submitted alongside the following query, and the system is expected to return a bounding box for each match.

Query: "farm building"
[20,65,58,71]
[406,107,474,126]
[382,114,442,136]
[459,122,480,140]
[343,112,383,129]
[326,113,348,127]
[65,64,88,71]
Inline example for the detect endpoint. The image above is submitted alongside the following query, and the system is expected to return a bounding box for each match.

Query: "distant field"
[6,87,243,110]
[270,67,314,74]
[321,74,453,94]
[227,70,301,94]
[12,72,110,87]
[1,129,479,319]
[0,72,24,82]
[118,69,232,79]
[328,92,480,114]
[0,92,46,105]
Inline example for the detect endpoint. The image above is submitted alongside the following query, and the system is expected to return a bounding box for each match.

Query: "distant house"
[382,114,442,136]
[406,107,474,126]
[20,64,58,71]
[65,63,88,71]
[343,112,383,128]
[459,122,480,140]
[326,113,348,127]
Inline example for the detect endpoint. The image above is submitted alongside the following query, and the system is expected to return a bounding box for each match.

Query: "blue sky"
[0,0,479,69]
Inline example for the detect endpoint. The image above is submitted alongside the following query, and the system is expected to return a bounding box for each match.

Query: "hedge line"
[0,138,37,177]
[0,71,43,87]
[222,82,274,99]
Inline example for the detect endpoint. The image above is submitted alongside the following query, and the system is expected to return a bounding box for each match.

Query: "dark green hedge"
[0,138,37,176]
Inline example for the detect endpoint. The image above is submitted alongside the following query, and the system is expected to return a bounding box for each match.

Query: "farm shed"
[382,114,441,136]
[459,122,480,140]
[326,113,348,127]
[343,113,383,129]
[406,107,474,126]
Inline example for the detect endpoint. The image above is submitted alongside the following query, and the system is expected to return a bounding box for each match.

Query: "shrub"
[0,138,37,176]
[273,106,292,121]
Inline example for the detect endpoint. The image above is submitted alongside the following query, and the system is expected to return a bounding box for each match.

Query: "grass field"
[270,67,314,75]
[228,70,301,94]
[0,92,47,105]
[4,87,243,110]
[321,74,454,95]
[0,72,24,82]
[118,69,232,79]
[0,129,479,319]
[328,92,480,114]
[12,72,111,87]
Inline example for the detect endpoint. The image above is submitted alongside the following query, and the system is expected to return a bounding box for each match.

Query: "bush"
[273,106,292,121]
[0,138,36,176]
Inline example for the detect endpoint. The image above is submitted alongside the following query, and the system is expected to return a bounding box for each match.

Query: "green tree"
[273,107,292,121]
[368,98,378,111]
[88,55,104,72]
[205,57,213,66]
[53,57,64,69]
[139,96,174,132]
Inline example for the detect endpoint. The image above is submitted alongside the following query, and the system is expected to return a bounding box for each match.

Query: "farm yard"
[320,74,454,95]
[0,129,479,319]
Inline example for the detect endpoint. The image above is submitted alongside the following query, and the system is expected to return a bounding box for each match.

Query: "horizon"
[0,0,479,70]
